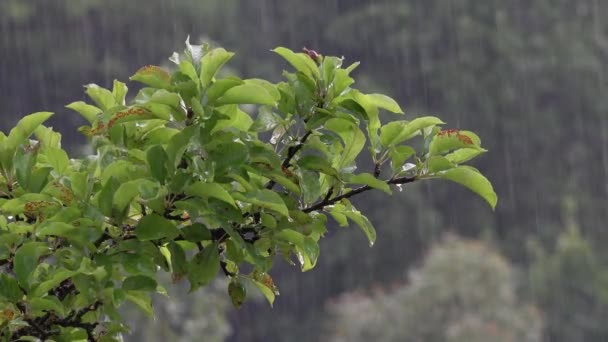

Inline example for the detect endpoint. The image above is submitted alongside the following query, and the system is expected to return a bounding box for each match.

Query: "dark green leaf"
[122,275,158,291]
[188,241,220,291]
[14,242,50,289]
[135,214,180,241]
[228,280,247,308]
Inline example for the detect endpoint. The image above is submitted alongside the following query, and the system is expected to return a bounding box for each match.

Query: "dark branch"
[303,175,416,213]
[266,130,312,190]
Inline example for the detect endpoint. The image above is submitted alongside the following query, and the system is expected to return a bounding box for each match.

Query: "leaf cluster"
[0,39,495,340]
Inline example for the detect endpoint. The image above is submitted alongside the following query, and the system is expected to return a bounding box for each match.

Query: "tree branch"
[266,130,312,190]
[303,175,417,213]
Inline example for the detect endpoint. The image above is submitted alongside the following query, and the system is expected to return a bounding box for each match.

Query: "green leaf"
[188,241,220,291]
[345,173,391,194]
[31,268,75,297]
[276,229,320,271]
[427,156,454,173]
[389,145,415,173]
[0,274,23,302]
[297,155,338,176]
[65,101,101,124]
[439,166,497,209]
[200,48,235,87]
[14,242,50,289]
[43,147,69,174]
[180,223,212,242]
[380,116,444,147]
[247,272,279,307]
[445,147,487,164]
[135,214,180,241]
[214,84,277,106]
[14,145,37,190]
[207,140,249,172]
[125,291,154,317]
[146,145,169,183]
[206,77,243,104]
[232,189,289,217]
[165,125,196,173]
[36,222,75,239]
[130,65,171,89]
[329,204,376,246]
[228,280,247,308]
[325,118,366,169]
[122,275,158,292]
[112,80,128,105]
[251,106,280,132]
[186,182,237,208]
[29,297,66,317]
[84,84,116,111]
[367,93,403,114]
[179,60,199,83]
[6,112,54,150]
[167,242,188,279]
[272,47,320,79]
[113,179,160,215]
[429,130,483,156]
[34,125,62,149]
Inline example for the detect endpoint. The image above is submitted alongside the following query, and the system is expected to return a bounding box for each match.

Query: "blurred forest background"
[2,1,608,341]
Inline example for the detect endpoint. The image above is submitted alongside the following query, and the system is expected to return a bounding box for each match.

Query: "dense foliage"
[0,41,494,340]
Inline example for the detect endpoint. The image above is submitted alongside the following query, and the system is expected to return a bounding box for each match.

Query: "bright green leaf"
[186,182,237,208]
[345,173,391,194]
[439,166,497,209]
[200,48,234,87]
[272,47,320,79]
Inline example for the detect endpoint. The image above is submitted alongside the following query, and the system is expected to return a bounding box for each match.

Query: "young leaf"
[272,47,320,79]
[85,84,116,111]
[200,48,234,87]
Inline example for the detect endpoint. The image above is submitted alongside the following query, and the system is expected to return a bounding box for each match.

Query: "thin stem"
[303,175,416,213]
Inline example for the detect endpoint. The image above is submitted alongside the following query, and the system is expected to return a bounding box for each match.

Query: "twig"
[303,175,416,213]
[266,131,312,190]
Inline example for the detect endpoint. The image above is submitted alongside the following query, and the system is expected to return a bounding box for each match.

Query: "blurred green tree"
[326,234,542,342]
[528,199,608,341]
